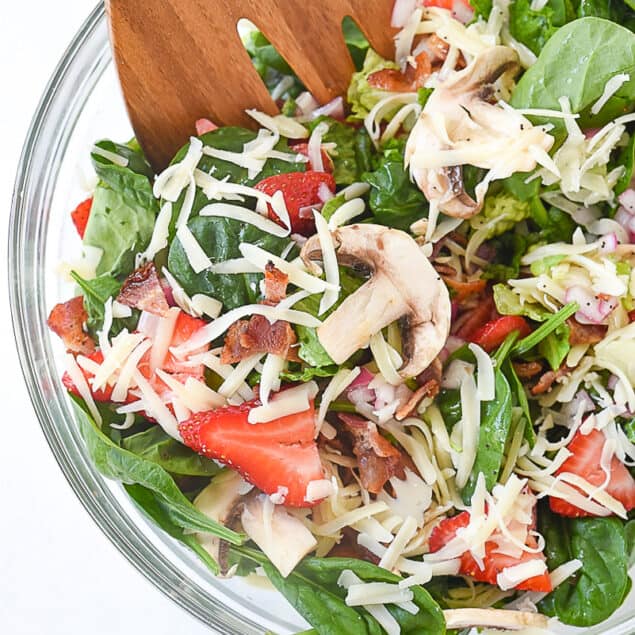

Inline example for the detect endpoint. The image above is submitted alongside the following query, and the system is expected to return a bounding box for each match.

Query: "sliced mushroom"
[405,46,553,218]
[443,608,548,631]
[241,494,317,578]
[194,470,249,572]
[301,224,450,379]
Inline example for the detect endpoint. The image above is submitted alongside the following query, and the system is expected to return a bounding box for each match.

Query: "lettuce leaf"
[347,49,399,120]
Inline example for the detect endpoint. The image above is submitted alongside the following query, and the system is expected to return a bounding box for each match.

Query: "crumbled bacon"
[513,361,543,379]
[263,262,289,306]
[47,296,95,355]
[566,317,607,346]
[117,262,169,317]
[426,34,450,63]
[531,366,569,396]
[396,379,440,421]
[452,295,496,338]
[338,413,405,494]
[368,51,432,93]
[327,527,380,564]
[220,314,298,364]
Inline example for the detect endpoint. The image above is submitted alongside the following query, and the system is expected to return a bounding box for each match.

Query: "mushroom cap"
[301,223,451,379]
[406,46,553,219]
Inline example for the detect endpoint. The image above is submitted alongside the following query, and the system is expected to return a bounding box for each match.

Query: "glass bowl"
[8,4,635,635]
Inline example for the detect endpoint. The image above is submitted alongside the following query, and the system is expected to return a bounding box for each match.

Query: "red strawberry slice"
[549,428,635,517]
[428,511,552,592]
[70,197,93,238]
[178,399,325,507]
[63,349,113,402]
[290,142,333,173]
[468,315,532,353]
[161,311,208,376]
[254,171,336,236]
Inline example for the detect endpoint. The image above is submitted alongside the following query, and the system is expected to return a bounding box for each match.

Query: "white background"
[0,2,213,633]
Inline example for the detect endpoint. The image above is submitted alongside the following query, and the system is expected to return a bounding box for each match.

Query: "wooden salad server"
[106,0,396,170]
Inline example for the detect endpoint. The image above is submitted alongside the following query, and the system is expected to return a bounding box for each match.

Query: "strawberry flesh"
[428,511,552,592]
[254,171,336,236]
[549,428,635,517]
[70,197,93,238]
[178,399,324,507]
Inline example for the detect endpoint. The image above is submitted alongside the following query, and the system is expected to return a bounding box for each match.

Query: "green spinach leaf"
[92,139,154,180]
[512,302,578,357]
[538,324,571,371]
[122,426,222,477]
[342,16,370,70]
[511,18,635,138]
[70,271,138,337]
[509,0,575,56]
[236,547,445,635]
[71,396,244,545]
[167,215,290,311]
[538,509,629,626]
[363,139,427,231]
[614,132,635,195]
[462,370,513,503]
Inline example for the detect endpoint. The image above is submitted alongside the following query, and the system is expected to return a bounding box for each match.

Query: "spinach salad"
[48,1,635,633]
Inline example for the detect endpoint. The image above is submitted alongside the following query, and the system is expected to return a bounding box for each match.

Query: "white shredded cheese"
[468,343,495,401]
[454,372,481,488]
[65,353,102,426]
[370,331,404,386]
[154,137,203,202]
[248,381,318,424]
[313,210,340,314]
[199,203,290,237]
[591,73,630,115]
[378,516,419,571]
[328,198,366,229]
[316,367,361,433]
[92,145,129,167]
[259,354,285,404]
[496,559,547,591]
[132,370,181,440]
[176,224,211,273]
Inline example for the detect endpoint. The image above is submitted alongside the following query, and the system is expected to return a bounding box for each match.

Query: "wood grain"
[106,0,396,170]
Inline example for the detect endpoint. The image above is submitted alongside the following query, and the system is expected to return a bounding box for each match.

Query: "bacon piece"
[47,296,95,355]
[566,318,607,346]
[368,51,432,93]
[513,361,543,379]
[452,294,496,338]
[395,379,440,421]
[117,262,170,317]
[338,413,405,494]
[531,366,569,396]
[263,262,289,306]
[328,527,380,564]
[220,314,298,364]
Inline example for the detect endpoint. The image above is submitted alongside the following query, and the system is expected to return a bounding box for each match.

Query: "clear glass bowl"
[7,4,635,635]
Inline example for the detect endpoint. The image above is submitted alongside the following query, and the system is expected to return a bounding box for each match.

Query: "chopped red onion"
[451,0,474,24]
[583,127,600,139]
[160,279,176,307]
[311,96,345,121]
[565,286,616,324]
[296,91,320,116]
[598,232,618,254]
[608,374,619,391]
[391,0,418,27]
[614,206,635,242]
[618,188,635,214]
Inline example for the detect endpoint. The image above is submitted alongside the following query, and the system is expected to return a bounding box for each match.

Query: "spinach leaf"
[538,508,629,626]
[281,365,340,383]
[438,389,462,431]
[538,324,571,371]
[503,360,536,445]
[167,215,290,311]
[124,483,220,574]
[243,30,304,99]
[342,16,370,71]
[462,370,513,503]
[311,117,375,186]
[363,139,427,231]
[294,270,364,367]
[578,0,635,30]
[512,302,578,357]
[92,139,154,180]
[493,284,550,322]
[236,547,446,635]
[71,396,244,545]
[122,426,222,477]
[511,18,635,138]
[83,160,158,277]
[70,271,138,337]
[509,0,575,56]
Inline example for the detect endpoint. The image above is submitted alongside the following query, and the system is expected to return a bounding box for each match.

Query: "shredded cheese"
[591,73,630,115]
[65,353,102,425]
[317,367,361,433]
[248,381,318,424]
[199,203,290,237]
[468,343,495,401]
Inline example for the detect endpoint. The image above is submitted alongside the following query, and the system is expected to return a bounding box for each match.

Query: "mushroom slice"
[405,46,554,218]
[443,608,548,630]
[301,224,450,379]
[194,470,250,571]
[241,494,317,578]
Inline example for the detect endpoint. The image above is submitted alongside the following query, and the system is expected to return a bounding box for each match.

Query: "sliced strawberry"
[290,142,333,173]
[178,399,324,507]
[549,428,635,517]
[195,118,218,135]
[254,171,336,236]
[70,197,93,238]
[428,511,552,593]
[63,350,113,402]
[161,311,208,376]
[468,315,531,353]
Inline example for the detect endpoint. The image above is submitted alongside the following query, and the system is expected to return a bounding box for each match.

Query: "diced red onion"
[160,279,176,307]
[452,0,474,24]
[608,375,619,391]
[347,367,376,405]
[195,118,218,135]
[565,286,617,324]
[584,127,600,140]
[311,96,346,121]
[598,232,618,254]
[349,367,375,389]
[391,0,418,27]
[615,206,635,242]
[296,92,320,116]
[619,188,635,214]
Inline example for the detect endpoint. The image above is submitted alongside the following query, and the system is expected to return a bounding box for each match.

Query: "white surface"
[0,3,213,634]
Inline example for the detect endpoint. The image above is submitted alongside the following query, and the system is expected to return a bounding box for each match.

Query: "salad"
[47,1,635,633]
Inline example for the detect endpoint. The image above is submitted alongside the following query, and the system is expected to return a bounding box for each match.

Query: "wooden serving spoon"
[106,0,396,171]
